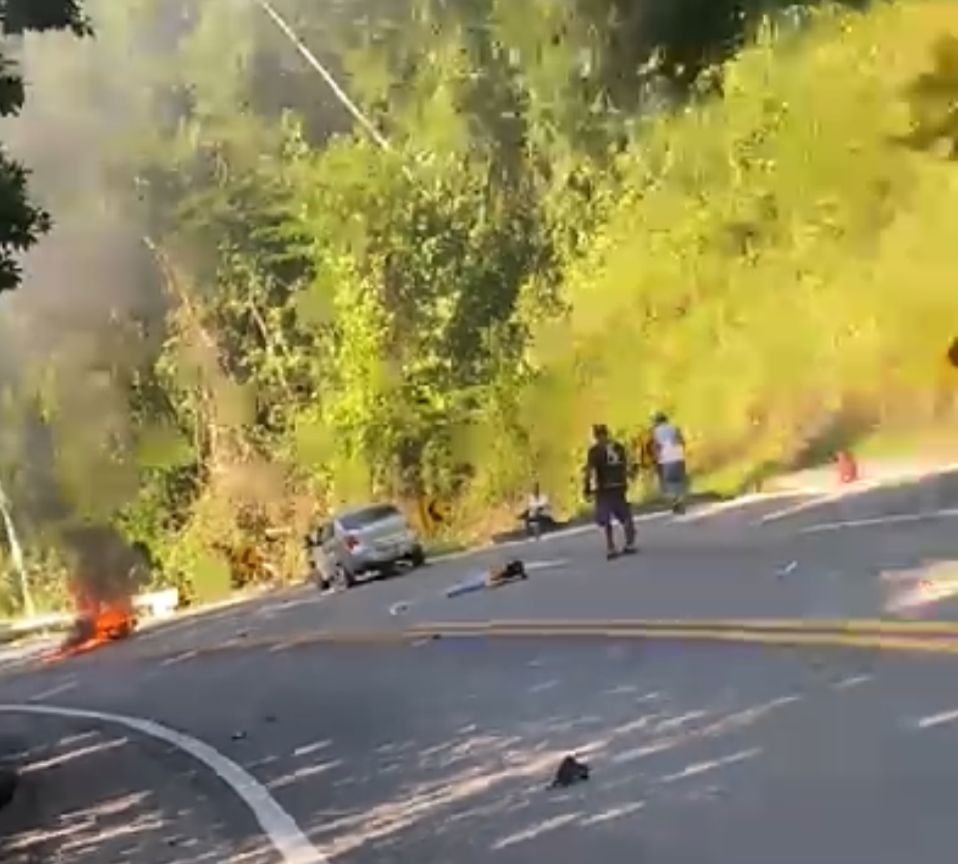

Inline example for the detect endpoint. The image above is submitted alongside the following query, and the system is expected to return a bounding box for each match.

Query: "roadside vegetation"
[0,0,956,612]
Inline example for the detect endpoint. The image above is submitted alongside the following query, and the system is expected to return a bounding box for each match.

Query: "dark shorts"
[595,487,632,527]
[660,461,688,496]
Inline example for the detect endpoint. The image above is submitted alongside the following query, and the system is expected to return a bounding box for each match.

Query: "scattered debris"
[549,755,590,789]
[777,561,798,579]
[0,768,16,810]
[389,601,412,616]
[231,731,247,742]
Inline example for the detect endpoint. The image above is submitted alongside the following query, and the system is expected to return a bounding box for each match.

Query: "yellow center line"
[410,618,958,636]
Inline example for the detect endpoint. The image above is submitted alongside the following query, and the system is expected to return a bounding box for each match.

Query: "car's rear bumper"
[348,542,421,574]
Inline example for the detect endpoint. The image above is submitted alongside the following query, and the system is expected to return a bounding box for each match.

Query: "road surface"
[54,467,958,664]
[0,470,957,863]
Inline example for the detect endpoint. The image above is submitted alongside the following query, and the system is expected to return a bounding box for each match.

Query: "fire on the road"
[48,593,137,662]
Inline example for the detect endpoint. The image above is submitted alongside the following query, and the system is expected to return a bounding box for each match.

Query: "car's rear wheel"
[333,561,356,590]
[410,545,426,568]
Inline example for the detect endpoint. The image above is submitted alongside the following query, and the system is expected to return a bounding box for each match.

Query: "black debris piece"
[549,755,590,789]
[0,768,17,811]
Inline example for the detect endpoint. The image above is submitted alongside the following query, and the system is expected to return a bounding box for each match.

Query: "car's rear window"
[339,505,401,530]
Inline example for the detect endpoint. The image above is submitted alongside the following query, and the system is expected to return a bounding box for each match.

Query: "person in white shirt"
[521,482,553,538]
[651,412,688,514]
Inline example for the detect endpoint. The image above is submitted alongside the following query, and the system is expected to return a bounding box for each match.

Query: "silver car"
[309,504,426,589]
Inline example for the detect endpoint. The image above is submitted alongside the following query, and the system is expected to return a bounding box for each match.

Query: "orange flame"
[48,592,137,662]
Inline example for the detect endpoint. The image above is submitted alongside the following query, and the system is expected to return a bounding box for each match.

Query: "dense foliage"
[1,0,956,609]
[0,0,89,293]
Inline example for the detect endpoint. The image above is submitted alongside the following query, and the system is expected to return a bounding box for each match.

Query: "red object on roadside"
[836,450,859,485]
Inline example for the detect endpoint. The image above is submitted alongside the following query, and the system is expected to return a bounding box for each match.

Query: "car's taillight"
[344,534,360,550]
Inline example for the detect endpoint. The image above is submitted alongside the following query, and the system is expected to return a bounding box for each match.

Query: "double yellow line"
[405,618,958,654]
[100,618,958,668]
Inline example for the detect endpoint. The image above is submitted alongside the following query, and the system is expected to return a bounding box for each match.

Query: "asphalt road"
[1,470,957,863]
[5,637,958,864]
[75,467,958,665]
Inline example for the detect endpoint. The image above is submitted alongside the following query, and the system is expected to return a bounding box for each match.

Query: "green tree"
[0,0,89,292]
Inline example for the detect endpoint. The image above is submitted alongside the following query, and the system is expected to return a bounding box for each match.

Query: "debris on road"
[389,601,412,616]
[777,561,798,579]
[549,755,590,789]
[230,731,247,741]
[0,767,17,810]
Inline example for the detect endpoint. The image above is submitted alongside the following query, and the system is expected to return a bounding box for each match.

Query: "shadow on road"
[0,715,273,864]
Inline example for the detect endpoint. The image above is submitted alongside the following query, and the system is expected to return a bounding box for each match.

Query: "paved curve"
[74,468,958,666]
[1,470,957,862]
[4,636,958,863]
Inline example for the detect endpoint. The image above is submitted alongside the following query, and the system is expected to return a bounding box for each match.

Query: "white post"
[253,0,391,151]
[0,480,33,617]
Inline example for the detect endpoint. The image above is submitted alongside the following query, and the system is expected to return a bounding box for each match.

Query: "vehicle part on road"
[53,597,138,661]
[0,703,325,864]
[0,767,16,811]
[231,730,247,741]
[549,755,590,789]
[777,561,798,579]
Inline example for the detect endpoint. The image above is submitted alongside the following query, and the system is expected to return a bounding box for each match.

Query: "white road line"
[757,492,844,525]
[430,512,669,564]
[800,508,958,535]
[0,703,325,864]
[675,491,809,525]
[913,708,958,730]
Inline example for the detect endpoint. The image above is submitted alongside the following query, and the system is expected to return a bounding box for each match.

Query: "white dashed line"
[676,492,808,524]
[757,492,843,525]
[799,509,958,535]
[913,708,958,730]
[0,703,325,864]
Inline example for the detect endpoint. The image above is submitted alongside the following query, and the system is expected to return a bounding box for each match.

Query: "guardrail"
[0,613,72,645]
[0,589,181,645]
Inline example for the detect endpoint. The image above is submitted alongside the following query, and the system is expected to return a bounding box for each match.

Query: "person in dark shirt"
[584,424,637,559]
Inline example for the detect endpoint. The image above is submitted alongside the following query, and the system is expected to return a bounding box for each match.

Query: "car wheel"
[410,545,426,568]
[333,561,356,590]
